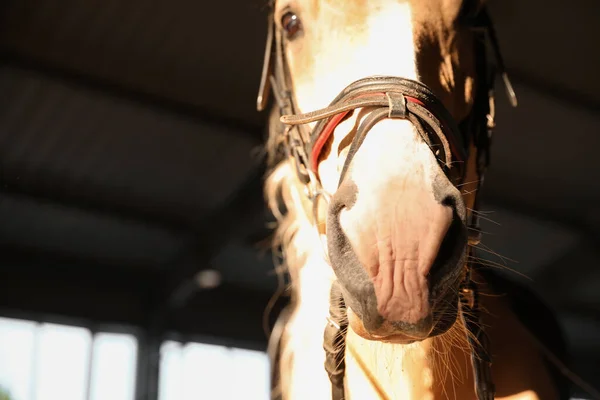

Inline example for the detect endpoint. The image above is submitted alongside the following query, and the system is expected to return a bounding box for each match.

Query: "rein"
[258,4,517,400]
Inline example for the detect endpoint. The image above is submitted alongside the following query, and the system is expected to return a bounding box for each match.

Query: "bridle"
[257,3,517,400]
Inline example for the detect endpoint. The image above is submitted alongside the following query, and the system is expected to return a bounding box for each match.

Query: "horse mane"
[263,103,315,398]
[263,106,311,282]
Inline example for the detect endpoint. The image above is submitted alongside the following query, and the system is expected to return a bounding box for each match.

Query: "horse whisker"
[466,208,501,226]
[455,179,481,188]
[472,242,516,263]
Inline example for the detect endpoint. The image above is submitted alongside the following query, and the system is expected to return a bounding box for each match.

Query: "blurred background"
[0,0,598,399]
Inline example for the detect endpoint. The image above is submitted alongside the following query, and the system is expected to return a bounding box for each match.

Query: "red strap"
[309,95,461,175]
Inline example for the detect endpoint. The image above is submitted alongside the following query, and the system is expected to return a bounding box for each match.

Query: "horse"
[256,1,574,399]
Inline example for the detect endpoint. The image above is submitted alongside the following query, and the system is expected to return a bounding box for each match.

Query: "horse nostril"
[428,209,467,293]
[441,194,457,209]
[433,173,466,223]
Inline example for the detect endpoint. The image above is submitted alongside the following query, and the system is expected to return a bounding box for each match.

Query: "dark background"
[0,0,598,398]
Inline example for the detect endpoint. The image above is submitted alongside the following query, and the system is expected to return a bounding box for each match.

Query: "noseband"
[258,4,517,400]
[281,76,466,186]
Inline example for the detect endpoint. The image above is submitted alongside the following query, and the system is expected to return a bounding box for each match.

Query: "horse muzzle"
[324,121,468,341]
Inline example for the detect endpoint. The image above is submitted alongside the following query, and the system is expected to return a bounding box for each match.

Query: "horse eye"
[281,12,302,39]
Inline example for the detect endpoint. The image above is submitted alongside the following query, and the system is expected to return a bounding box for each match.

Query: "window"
[0,317,270,400]
[0,318,137,400]
[33,323,92,400]
[158,341,269,400]
[88,333,138,400]
[0,318,36,400]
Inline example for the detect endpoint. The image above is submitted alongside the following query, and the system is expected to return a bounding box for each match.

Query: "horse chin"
[346,308,428,345]
[346,291,460,345]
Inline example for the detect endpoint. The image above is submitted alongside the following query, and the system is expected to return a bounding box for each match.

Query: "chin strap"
[460,267,496,400]
[324,281,348,400]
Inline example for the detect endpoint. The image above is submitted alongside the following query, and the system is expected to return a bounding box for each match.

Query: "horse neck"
[343,329,434,400]
[282,250,337,400]
[344,317,476,400]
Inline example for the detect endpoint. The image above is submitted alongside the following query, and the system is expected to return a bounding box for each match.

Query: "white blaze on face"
[287,1,419,196]
[282,0,462,329]
[337,120,455,324]
[289,1,417,115]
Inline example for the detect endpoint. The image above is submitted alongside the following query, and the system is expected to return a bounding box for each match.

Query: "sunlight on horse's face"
[275,0,480,342]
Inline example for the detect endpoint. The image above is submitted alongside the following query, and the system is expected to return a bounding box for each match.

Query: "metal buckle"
[468,224,482,246]
[460,285,476,310]
[487,89,496,131]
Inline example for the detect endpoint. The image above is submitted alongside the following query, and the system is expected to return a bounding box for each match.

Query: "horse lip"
[350,324,425,344]
[347,307,436,343]
[370,334,420,345]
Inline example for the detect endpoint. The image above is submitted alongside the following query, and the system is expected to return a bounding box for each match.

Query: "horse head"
[259,0,507,345]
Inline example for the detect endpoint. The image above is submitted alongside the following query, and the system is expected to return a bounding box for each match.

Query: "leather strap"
[323,281,348,399]
[461,269,496,400]
[279,76,467,181]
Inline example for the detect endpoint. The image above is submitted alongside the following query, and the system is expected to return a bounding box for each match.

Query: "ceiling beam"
[0,188,196,238]
[0,50,266,140]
